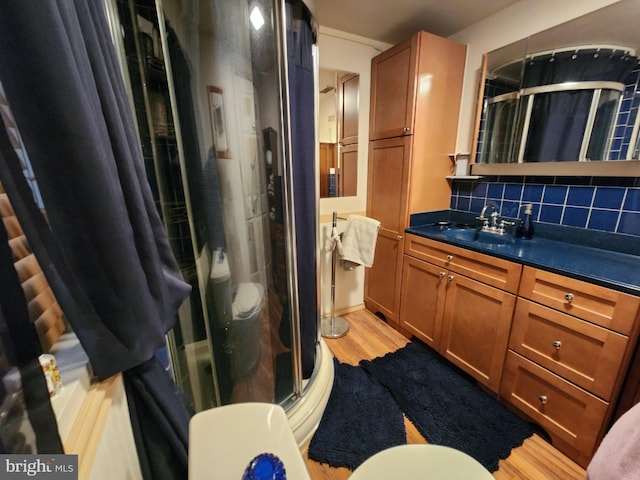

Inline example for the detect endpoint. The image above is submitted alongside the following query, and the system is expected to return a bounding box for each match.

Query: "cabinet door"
[338,73,359,146]
[400,256,446,349]
[339,144,357,197]
[369,34,417,140]
[364,136,411,323]
[440,274,515,392]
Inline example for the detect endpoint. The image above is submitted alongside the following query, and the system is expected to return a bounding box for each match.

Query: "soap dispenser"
[516,204,534,239]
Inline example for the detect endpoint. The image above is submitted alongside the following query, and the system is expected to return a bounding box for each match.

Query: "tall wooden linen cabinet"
[364,31,467,326]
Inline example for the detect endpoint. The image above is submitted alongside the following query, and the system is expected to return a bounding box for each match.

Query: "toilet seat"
[349,444,494,480]
[233,282,264,319]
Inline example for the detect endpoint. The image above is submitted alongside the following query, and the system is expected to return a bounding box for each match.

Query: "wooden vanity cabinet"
[365,31,466,325]
[401,234,521,392]
[501,266,640,467]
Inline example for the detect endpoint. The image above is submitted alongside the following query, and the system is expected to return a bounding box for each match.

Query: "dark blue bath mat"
[360,342,534,472]
[307,358,406,470]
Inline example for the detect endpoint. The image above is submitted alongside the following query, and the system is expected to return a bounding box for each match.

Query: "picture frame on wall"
[207,86,230,158]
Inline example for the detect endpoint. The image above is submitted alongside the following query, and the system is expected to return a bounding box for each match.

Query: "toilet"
[210,248,265,380]
[188,403,311,480]
[349,444,494,479]
[229,281,264,380]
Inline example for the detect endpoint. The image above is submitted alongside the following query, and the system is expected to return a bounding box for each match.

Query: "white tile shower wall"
[450,177,640,237]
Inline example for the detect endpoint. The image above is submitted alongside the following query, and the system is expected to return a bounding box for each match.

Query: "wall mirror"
[319,67,359,197]
[472,0,640,177]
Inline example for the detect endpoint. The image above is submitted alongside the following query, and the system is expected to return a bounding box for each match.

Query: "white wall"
[318,91,337,143]
[317,28,391,316]
[450,0,621,153]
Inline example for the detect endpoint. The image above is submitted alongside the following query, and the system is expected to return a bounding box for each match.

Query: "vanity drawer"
[405,234,522,293]
[500,351,608,466]
[405,234,453,267]
[518,266,640,335]
[510,298,628,400]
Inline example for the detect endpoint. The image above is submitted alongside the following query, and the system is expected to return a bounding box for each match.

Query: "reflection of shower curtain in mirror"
[522,50,636,162]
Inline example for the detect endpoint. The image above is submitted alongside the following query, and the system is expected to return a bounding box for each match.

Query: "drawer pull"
[539,394,548,405]
[564,293,574,303]
[447,275,454,282]
[553,340,562,350]
[446,255,453,262]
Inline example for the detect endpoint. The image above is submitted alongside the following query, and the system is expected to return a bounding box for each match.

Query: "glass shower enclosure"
[105,0,322,415]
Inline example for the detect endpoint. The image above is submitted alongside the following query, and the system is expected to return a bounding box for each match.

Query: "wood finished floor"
[303,308,586,480]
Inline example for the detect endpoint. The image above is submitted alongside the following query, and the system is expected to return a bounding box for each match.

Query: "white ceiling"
[313,0,521,44]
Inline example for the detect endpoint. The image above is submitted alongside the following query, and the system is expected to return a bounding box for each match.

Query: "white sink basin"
[188,402,311,479]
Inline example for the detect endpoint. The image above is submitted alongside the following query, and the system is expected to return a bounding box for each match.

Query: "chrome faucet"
[478,203,496,220]
[477,203,498,231]
[477,203,512,234]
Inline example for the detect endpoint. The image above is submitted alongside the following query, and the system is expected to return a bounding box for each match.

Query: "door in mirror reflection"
[319,68,358,197]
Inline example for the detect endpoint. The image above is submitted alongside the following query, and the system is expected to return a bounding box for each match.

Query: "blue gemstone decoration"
[242,453,286,480]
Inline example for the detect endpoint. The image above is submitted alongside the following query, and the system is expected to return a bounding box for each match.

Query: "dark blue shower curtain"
[0,1,192,477]
[286,0,318,379]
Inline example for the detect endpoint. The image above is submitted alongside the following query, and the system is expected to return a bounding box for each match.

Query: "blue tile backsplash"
[450,176,640,237]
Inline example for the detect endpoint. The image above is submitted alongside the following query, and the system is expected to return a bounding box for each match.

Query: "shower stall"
[105,0,332,444]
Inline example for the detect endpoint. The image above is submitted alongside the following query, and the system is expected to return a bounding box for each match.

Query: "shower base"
[286,339,334,449]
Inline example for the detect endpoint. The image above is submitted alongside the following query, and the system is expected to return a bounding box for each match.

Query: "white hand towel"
[338,215,381,267]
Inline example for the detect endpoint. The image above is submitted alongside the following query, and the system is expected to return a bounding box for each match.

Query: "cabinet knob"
[447,275,454,282]
[439,272,446,278]
[539,394,548,405]
[553,340,562,350]
[403,127,410,133]
[564,293,574,303]
[396,235,403,240]
[446,255,453,262]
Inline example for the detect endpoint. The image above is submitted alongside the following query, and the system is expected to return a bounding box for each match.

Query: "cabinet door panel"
[501,351,608,467]
[365,234,401,323]
[365,137,411,323]
[369,35,417,140]
[510,298,628,400]
[338,73,359,146]
[339,144,358,197]
[400,256,446,349]
[440,274,515,392]
[366,137,410,232]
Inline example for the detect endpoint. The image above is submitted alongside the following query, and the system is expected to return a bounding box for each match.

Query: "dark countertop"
[406,210,640,296]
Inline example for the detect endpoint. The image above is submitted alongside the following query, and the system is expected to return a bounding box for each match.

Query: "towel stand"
[321,211,350,338]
